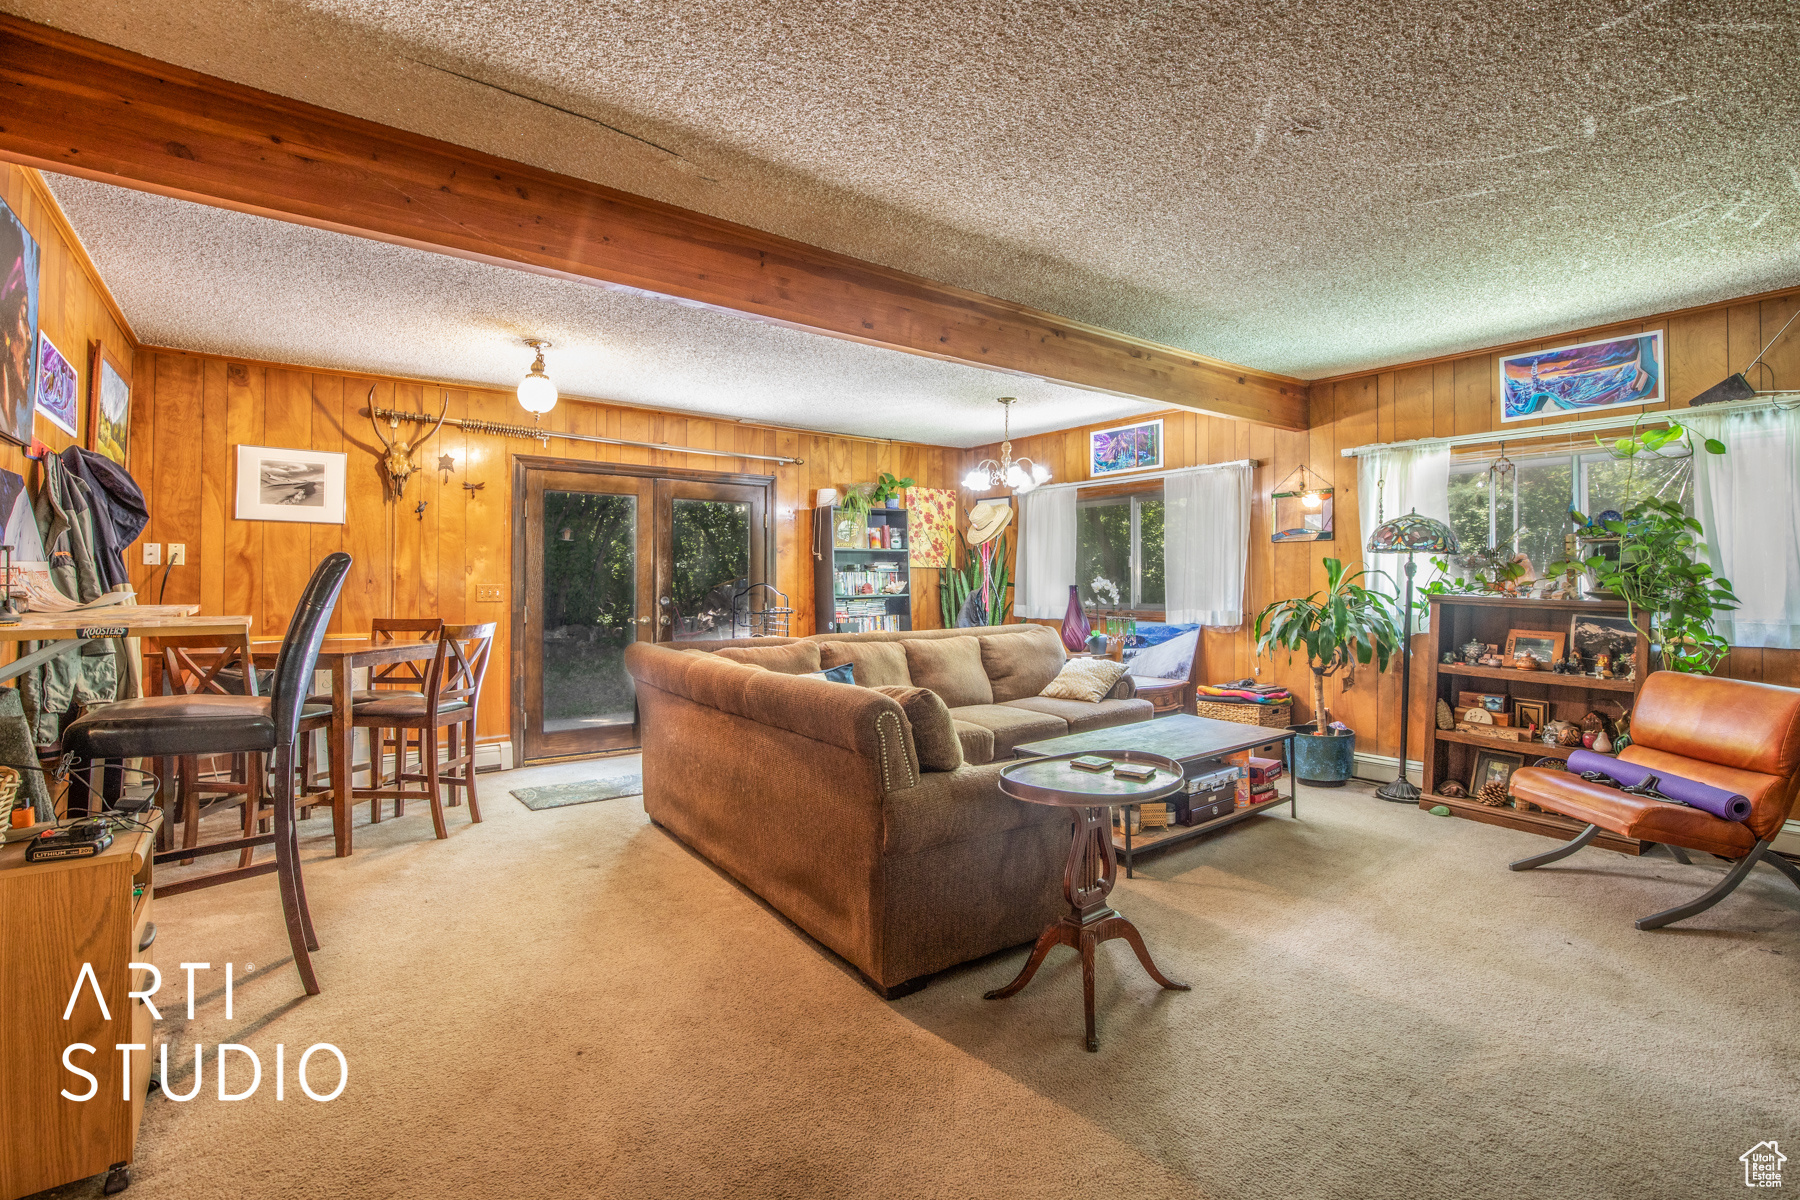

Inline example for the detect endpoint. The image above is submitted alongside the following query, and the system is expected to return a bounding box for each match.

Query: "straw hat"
[966,500,1013,546]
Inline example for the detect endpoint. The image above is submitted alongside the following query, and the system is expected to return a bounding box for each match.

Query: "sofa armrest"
[1106,674,1138,700]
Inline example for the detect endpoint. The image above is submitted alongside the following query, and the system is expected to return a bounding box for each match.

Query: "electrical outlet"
[476,586,503,603]
[142,543,161,566]
[167,543,187,566]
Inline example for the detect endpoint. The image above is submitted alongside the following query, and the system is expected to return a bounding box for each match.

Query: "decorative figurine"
[1461,638,1486,664]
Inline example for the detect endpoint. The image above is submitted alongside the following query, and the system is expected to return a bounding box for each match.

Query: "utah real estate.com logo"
[1741,1141,1785,1189]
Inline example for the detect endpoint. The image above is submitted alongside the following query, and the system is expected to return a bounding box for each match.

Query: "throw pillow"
[1041,658,1129,703]
[902,635,995,709]
[801,663,858,685]
[872,685,964,771]
[818,640,911,687]
[714,642,822,674]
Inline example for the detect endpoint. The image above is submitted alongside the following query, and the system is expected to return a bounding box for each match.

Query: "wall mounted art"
[904,486,956,568]
[0,195,40,447]
[235,444,347,523]
[1499,331,1663,423]
[35,330,77,437]
[87,341,130,466]
[1090,418,1163,478]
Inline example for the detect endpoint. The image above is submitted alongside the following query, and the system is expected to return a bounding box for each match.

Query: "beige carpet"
[36,764,1800,1200]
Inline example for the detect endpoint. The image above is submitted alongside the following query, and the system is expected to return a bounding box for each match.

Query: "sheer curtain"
[1012,485,1078,619]
[1355,445,1452,630]
[1163,461,1253,626]
[1688,406,1800,649]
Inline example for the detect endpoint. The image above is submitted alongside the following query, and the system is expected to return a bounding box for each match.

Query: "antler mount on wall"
[367,387,449,500]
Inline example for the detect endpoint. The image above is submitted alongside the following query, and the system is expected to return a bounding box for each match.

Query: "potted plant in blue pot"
[1252,557,1404,785]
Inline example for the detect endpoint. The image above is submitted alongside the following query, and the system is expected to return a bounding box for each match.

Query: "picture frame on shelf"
[1513,699,1550,732]
[1470,748,1527,795]
[1569,613,1638,665]
[1503,628,1566,665]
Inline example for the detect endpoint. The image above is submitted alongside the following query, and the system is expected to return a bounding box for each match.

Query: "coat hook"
[462,481,486,492]
[414,500,428,521]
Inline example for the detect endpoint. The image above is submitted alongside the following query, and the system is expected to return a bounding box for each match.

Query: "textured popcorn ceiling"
[11,0,1800,392]
[44,175,1148,447]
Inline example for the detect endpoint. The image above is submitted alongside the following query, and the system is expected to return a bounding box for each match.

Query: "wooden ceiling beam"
[0,16,1308,430]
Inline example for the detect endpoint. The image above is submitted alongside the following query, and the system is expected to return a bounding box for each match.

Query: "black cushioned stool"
[63,553,352,995]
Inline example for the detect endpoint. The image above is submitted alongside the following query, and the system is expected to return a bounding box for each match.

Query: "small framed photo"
[1512,699,1549,731]
[87,340,131,466]
[1569,613,1638,664]
[235,444,347,523]
[1090,418,1164,477]
[1470,748,1527,796]
[35,330,78,437]
[1504,628,1566,665]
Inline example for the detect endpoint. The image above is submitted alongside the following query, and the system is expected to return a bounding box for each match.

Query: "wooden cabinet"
[0,817,158,1199]
[1422,595,1649,854]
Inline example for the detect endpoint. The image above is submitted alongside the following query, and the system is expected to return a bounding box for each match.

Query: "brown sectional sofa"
[623,623,1153,995]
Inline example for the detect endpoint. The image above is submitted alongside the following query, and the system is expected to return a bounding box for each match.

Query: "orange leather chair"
[1509,672,1800,929]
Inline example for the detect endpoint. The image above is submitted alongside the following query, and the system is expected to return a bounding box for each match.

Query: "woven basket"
[0,765,19,828]
[1193,700,1292,728]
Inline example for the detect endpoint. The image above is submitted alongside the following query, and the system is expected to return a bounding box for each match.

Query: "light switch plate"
[142,543,161,565]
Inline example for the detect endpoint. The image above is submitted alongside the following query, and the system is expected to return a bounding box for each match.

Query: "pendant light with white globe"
[516,338,558,419]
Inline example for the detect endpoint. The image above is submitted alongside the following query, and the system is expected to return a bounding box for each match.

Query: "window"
[1448,450,1692,571]
[1077,490,1164,609]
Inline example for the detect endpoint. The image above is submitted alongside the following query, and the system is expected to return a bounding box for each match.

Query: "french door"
[515,459,770,762]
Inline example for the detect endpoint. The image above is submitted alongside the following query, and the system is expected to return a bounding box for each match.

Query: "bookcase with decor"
[1422,594,1650,854]
[813,506,913,634]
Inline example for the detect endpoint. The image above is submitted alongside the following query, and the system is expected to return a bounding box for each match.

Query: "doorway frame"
[509,454,775,766]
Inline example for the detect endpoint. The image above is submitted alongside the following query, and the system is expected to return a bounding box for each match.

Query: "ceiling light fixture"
[516,338,558,420]
[961,397,1051,495]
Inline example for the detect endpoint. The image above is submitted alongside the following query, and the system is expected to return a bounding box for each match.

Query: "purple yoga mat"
[1565,750,1752,823]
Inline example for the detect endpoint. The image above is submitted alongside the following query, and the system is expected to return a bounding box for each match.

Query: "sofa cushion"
[714,641,822,674]
[871,686,963,772]
[952,720,997,765]
[801,663,858,685]
[949,704,1067,758]
[1003,696,1155,734]
[1040,657,1129,703]
[819,640,911,687]
[979,626,1066,702]
[904,636,995,708]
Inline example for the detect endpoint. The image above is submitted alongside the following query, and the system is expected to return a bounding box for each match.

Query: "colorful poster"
[1091,418,1164,476]
[35,330,78,436]
[0,195,40,447]
[1499,332,1663,422]
[904,486,956,568]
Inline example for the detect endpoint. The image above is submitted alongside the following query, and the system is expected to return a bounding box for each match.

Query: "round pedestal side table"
[987,750,1191,1051]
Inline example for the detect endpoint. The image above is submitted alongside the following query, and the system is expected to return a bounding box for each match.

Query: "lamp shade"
[1366,511,1459,556]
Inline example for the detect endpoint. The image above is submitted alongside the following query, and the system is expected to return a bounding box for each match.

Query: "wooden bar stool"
[302,617,441,824]
[351,623,495,840]
[62,554,352,995]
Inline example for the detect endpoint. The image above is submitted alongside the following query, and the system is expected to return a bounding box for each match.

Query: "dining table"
[250,635,439,857]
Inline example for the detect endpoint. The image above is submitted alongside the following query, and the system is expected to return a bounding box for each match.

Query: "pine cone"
[1478,780,1511,807]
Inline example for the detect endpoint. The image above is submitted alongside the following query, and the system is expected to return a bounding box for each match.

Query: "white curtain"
[1013,485,1078,619]
[1688,407,1800,649]
[1164,461,1253,626]
[1355,444,1452,630]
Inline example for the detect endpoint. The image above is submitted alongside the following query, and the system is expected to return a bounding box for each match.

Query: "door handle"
[659,614,671,627]
[636,616,650,625]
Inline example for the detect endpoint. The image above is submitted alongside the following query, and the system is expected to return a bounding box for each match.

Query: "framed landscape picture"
[1469,748,1526,797]
[1091,418,1163,477]
[35,330,78,437]
[1503,627,1566,665]
[235,444,347,523]
[1499,331,1663,423]
[1569,612,1638,665]
[87,341,131,466]
[0,195,41,447]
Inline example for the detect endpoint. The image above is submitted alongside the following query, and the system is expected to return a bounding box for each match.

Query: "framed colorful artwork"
[1090,418,1163,477]
[1499,331,1663,423]
[0,194,41,447]
[35,330,78,437]
[235,444,348,523]
[903,486,956,568]
[87,340,131,466]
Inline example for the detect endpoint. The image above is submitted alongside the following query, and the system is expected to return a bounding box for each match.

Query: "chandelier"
[961,397,1051,494]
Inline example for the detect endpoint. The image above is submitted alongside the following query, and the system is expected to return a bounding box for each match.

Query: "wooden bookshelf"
[1422,594,1649,851]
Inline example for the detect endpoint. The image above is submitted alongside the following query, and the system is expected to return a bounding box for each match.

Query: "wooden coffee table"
[985,750,1191,1052]
[1015,714,1298,877]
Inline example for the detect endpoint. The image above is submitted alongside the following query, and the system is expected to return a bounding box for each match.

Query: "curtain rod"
[1008,458,1259,496]
[1338,393,1800,458]
[370,406,805,465]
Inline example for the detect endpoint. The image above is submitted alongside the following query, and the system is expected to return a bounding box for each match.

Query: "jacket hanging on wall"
[21,454,118,744]
[58,447,147,591]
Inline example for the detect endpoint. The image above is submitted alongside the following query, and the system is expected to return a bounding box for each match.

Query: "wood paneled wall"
[964,282,1800,770]
[124,349,956,743]
[0,164,136,473]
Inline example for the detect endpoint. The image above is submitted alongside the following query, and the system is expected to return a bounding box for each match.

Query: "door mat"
[509,776,644,811]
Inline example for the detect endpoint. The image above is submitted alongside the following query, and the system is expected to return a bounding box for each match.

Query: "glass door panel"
[656,480,767,643]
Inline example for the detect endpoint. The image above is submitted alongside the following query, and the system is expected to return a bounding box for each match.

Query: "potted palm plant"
[1252,557,1404,785]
